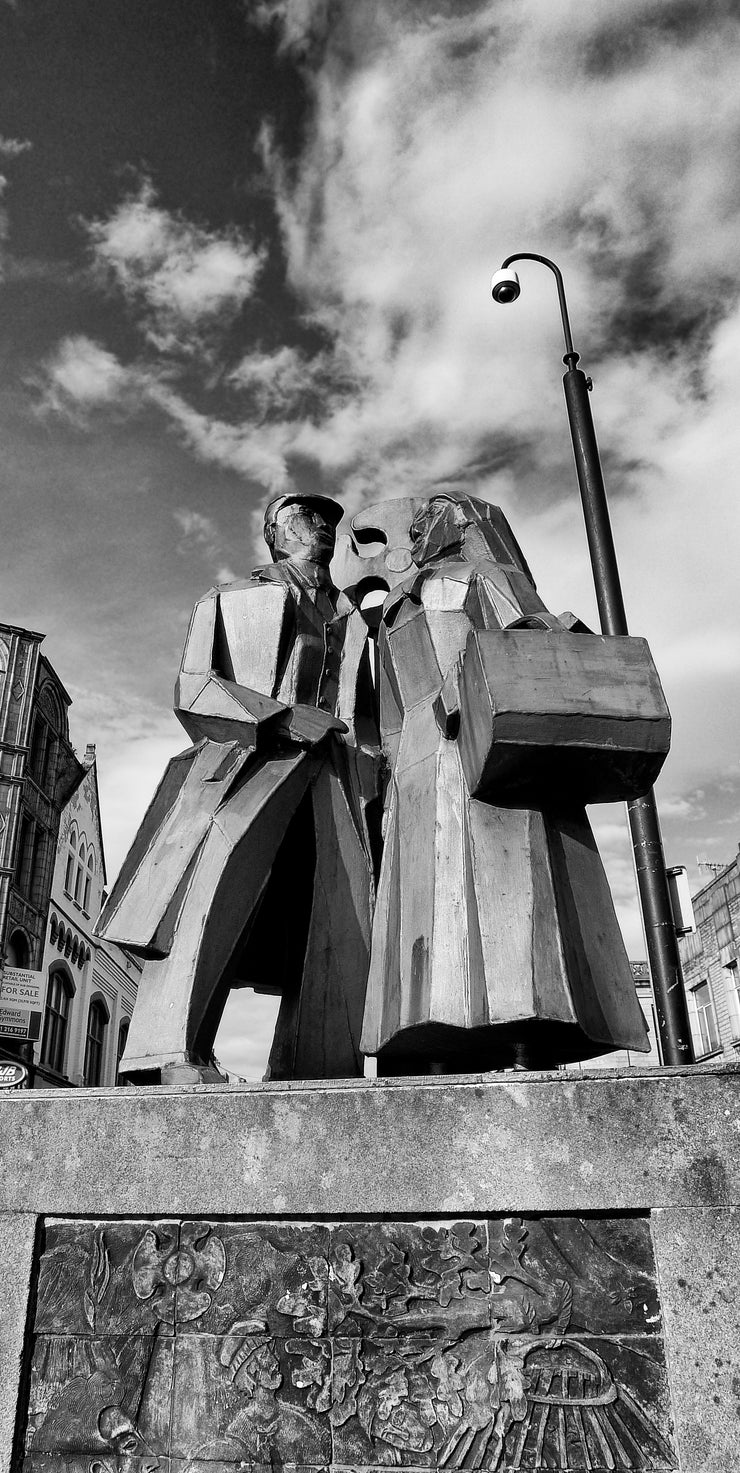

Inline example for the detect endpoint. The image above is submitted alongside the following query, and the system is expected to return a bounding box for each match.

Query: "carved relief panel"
[21,1214,677,1472]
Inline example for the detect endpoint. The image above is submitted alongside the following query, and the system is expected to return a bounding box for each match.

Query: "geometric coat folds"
[360,509,651,1072]
[98,558,378,1081]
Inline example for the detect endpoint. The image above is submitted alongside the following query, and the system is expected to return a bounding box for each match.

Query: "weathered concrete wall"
[1,1063,739,1472]
[1,1063,738,1217]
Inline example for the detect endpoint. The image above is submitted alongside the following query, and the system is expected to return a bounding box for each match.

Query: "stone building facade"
[0,623,84,977]
[678,845,740,1062]
[33,747,142,1088]
[0,621,140,1087]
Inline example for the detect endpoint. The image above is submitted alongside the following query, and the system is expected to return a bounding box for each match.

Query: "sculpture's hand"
[175,673,290,748]
[277,703,349,748]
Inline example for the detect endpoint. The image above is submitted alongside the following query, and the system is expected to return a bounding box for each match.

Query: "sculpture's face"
[272,503,336,565]
[409,497,467,566]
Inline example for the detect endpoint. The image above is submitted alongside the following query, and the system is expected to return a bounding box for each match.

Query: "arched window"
[30,715,50,786]
[116,1018,130,1084]
[84,996,109,1086]
[83,847,95,915]
[14,813,33,897]
[0,637,9,691]
[74,841,86,905]
[41,968,74,1076]
[64,826,78,896]
[5,929,30,968]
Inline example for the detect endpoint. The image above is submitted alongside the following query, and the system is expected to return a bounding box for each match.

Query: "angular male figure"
[99,495,380,1083]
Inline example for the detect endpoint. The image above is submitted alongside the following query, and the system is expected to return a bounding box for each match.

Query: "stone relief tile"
[330,1328,676,1471]
[35,1221,180,1337]
[329,1332,439,1468]
[25,1460,170,1473]
[175,1221,329,1337]
[170,1465,325,1473]
[21,1214,677,1472]
[502,1336,677,1471]
[327,1220,490,1338]
[170,1335,331,1466]
[488,1215,661,1340]
[24,1333,174,1461]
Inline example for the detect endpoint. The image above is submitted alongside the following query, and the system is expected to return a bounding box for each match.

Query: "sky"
[2,0,740,1077]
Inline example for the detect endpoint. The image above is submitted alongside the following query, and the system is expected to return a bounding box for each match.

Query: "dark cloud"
[583,0,740,77]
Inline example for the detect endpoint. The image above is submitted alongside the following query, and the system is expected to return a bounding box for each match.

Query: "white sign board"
[0,967,44,1041]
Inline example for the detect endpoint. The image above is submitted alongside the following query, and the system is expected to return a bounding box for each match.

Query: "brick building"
[0,624,84,979]
[677,847,740,1062]
[0,622,140,1087]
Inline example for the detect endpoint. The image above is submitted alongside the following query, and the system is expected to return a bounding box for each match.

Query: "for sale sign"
[0,967,44,1041]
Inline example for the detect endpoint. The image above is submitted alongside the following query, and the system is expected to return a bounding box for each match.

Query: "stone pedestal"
[1,1064,738,1472]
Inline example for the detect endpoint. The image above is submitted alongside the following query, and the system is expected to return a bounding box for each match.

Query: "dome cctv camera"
[491,268,521,304]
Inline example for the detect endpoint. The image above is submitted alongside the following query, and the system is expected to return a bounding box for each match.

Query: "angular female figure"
[360,491,654,1073]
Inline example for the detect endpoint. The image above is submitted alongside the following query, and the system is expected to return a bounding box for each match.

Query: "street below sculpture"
[98,490,671,1081]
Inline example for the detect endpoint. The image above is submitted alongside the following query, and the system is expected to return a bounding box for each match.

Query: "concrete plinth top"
[1,1061,737,1218]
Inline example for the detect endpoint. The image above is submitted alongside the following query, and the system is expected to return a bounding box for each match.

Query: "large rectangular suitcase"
[456,629,671,806]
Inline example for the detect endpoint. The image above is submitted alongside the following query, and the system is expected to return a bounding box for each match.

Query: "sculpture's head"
[409,495,468,566]
[263,494,343,567]
[409,490,534,583]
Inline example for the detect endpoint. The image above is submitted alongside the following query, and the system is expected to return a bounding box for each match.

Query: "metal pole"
[499,254,693,1065]
[562,366,693,1065]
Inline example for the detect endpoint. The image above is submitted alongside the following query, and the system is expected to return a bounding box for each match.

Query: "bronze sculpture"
[358,491,670,1073]
[100,489,670,1080]
[98,494,380,1083]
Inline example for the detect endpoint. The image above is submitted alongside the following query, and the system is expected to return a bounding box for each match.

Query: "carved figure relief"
[23,1214,676,1471]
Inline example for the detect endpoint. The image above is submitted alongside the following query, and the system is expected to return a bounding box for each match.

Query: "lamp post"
[491,251,693,1067]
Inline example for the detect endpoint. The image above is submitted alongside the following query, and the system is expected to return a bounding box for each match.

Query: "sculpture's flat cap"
[264,493,345,530]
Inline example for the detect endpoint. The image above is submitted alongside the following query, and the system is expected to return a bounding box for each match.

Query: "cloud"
[88,179,266,353]
[250,0,740,870]
[0,135,31,158]
[35,333,301,497]
[37,335,135,419]
[255,0,740,504]
[172,508,236,580]
[252,0,334,58]
[147,381,294,492]
[173,508,222,555]
[214,989,280,1080]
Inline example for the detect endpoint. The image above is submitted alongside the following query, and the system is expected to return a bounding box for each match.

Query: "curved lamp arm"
[498,252,579,368]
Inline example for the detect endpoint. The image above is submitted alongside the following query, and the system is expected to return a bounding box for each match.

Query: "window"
[5,929,30,968]
[64,826,78,896]
[14,813,33,896]
[67,832,95,912]
[30,716,50,784]
[116,1018,130,1083]
[30,826,49,908]
[84,997,109,1086]
[41,969,74,1075]
[725,961,740,1040]
[692,980,720,1056]
[75,842,86,905]
[82,847,95,914]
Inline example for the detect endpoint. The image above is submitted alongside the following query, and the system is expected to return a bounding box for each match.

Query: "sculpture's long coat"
[99,561,378,1080]
[360,552,650,1069]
